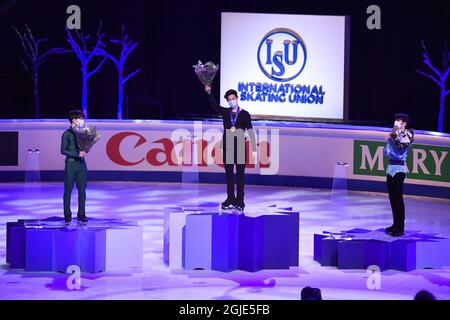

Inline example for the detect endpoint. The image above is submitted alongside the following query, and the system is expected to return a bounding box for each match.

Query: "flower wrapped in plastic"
[390,126,414,150]
[193,60,219,85]
[73,125,101,152]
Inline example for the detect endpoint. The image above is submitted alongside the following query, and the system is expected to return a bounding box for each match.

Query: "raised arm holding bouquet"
[193,60,219,85]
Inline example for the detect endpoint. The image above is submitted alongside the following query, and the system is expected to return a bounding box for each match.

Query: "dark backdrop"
[0,0,449,132]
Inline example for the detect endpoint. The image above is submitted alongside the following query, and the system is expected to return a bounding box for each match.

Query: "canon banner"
[1,120,449,198]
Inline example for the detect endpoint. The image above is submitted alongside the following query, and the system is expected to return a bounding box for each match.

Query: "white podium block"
[106,225,143,271]
[184,214,213,270]
[168,211,191,270]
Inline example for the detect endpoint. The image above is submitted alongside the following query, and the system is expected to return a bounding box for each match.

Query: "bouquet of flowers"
[193,60,219,85]
[73,124,101,152]
[390,126,414,150]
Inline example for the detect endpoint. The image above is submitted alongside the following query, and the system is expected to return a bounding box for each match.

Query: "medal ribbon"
[230,107,240,128]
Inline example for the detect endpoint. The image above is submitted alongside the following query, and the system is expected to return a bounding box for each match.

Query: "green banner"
[353,140,450,183]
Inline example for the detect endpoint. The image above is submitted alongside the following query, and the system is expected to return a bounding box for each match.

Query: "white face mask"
[75,119,85,127]
[228,99,238,108]
[394,120,406,130]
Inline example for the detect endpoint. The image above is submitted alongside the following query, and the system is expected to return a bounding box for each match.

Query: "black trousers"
[224,163,246,202]
[64,159,87,219]
[223,145,246,202]
[386,172,406,229]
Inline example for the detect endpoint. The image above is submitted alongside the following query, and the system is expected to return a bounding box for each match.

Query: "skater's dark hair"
[224,89,238,101]
[68,110,85,123]
[394,113,411,127]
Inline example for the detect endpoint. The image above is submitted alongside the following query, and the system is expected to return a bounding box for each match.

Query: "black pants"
[64,159,87,219]
[225,163,246,202]
[386,172,406,229]
[223,145,246,202]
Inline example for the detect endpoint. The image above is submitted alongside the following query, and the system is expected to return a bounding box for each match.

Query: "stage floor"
[1,181,450,300]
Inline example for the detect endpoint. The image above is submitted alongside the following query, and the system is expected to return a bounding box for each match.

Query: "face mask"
[228,100,237,108]
[394,120,405,130]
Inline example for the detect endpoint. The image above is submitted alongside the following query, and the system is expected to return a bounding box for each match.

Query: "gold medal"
[230,126,236,132]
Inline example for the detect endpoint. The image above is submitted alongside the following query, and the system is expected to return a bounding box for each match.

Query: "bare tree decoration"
[416,39,450,132]
[13,25,70,118]
[95,25,141,119]
[66,22,108,118]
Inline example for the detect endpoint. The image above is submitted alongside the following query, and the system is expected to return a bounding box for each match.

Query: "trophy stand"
[331,161,349,211]
[180,134,200,208]
[24,148,42,195]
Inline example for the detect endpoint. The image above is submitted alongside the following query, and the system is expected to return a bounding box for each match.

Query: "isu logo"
[105,130,279,174]
[257,28,307,82]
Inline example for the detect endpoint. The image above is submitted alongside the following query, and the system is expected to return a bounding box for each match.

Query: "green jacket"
[61,128,81,160]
